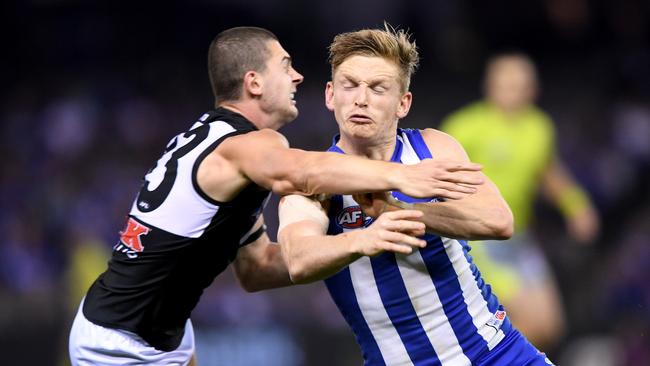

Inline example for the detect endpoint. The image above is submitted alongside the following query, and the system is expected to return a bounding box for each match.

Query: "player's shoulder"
[418,128,469,160]
[419,128,461,147]
[223,128,289,150]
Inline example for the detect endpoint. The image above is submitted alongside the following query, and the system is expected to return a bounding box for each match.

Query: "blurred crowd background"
[2,0,649,365]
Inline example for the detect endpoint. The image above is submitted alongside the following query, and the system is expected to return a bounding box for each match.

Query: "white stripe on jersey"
[443,238,505,350]
[349,257,414,366]
[340,195,413,365]
[396,251,471,366]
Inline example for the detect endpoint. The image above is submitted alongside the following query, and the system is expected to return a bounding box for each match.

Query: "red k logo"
[119,218,151,252]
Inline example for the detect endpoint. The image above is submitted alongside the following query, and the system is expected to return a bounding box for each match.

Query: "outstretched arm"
[356,129,513,241]
[278,195,426,284]
[216,129,484,199]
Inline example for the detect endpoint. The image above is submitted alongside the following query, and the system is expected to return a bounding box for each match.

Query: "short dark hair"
[207,27,278,104]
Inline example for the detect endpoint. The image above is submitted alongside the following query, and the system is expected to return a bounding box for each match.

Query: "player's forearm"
[279,231,361,284]
[271,151,401,196]
[414,201,513,240]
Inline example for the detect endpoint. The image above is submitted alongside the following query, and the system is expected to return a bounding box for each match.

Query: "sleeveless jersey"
[83,108,270,351]
[324,129,512,366]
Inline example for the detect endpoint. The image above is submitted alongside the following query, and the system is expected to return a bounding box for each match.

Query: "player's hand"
[353,192,398,219]
[397,159,484,199]
[567,206,600,244]
[349,209,426,257]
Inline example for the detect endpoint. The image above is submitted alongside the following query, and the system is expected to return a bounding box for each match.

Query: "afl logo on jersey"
[336,206,372,229]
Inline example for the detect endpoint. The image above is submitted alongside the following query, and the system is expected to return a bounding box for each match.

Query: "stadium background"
[2,0,649,365]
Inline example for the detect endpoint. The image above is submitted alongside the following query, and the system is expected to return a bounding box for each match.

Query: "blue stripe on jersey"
[419,236,489,361]
[391,191,437,204]
[326,268,387,366]
[462,244,514,336]
[400,129,433,159]
[462,242,495,311]
[327,195,344,233]
[390,137,404,161]
[370,253,440,366]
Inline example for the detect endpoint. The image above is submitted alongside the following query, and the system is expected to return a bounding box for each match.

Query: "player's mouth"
[348,113,372,123]
[290,92,296,105]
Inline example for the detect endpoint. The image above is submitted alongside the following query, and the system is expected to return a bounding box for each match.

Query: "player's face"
[486,58,537,113]
[259,40,304,127]
[326,55,411,145]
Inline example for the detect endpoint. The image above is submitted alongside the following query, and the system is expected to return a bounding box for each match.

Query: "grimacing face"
[326,55,412,146]
[259,40,304,127]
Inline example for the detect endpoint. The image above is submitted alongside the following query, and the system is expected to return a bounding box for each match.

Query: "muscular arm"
[208,129,483,201]
[231,215,292,292]
[357,129,513,241]
[278,195,426,284]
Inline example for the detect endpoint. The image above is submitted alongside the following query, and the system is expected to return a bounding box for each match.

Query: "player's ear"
[325,81,335,111]
[243,71,263,97]
[396,91,412,119]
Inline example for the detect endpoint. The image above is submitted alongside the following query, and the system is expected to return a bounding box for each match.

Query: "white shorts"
[69,300,195,365]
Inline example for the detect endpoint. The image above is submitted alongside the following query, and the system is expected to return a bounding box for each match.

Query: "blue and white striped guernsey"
[324,129,513,366]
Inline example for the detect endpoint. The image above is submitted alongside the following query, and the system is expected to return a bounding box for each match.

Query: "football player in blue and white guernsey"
[278,24,556,366]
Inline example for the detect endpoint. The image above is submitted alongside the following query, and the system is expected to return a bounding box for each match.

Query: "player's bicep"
[219,129,296,190]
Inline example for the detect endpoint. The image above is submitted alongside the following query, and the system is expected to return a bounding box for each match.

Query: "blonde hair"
[328,23,419,92]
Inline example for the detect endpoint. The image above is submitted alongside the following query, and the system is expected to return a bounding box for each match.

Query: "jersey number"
[136,127,209,212]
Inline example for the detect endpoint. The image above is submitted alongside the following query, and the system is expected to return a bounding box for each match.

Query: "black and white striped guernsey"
[83,108,270,351]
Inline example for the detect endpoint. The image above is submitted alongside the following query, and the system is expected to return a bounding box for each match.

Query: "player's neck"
[337,135,396,161]
[219,102,275,130]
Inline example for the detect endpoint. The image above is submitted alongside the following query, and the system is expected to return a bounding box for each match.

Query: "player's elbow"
[235,269,263,292]
[234,260,275,293]
[285,258,311,284]
[487,207,514,240]
[269,152,324,196]
[239,280,263,293]
[283,249,319,284]
[270,168,314,196]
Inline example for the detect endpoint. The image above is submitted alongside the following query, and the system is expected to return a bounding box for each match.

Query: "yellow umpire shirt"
[440,101,555,232]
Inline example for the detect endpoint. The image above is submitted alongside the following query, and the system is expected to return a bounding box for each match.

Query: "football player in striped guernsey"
[69,26,485,365]
[278,25,555,366]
